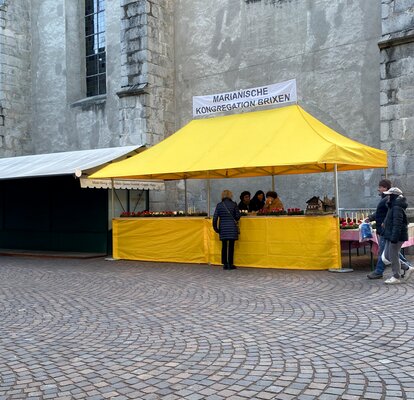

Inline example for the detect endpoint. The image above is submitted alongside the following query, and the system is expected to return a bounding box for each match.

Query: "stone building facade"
[380,0,414,199]
[0,0,32,156]
[0,0,412,210]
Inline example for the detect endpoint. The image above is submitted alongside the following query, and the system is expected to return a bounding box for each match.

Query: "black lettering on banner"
[211,87,272,104]
[197,88,292,114]
[270,94,290,104]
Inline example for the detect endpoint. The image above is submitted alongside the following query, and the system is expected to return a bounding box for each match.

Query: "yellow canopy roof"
[90,105,387,180]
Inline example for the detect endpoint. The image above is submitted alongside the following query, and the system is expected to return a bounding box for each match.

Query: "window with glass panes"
[85,0,106,96]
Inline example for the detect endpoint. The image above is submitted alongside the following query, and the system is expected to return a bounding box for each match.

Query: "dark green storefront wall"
[0,176,109,253]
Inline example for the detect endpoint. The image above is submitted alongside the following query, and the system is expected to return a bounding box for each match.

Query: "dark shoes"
[223,264,237,270]
[367,271,383,279]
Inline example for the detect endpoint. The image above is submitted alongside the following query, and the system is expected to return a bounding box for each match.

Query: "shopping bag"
[359,222,373,242]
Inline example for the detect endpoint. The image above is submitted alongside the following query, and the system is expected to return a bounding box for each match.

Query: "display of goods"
[120,211,208,217]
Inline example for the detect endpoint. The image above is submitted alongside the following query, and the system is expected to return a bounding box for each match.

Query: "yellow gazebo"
[91,105,387,270]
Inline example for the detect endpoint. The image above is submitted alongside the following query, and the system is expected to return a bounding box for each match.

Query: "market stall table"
[340,223,414,269]
[112,215,341,270]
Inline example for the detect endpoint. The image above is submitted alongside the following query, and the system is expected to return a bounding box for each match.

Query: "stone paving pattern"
[0,256,414,400]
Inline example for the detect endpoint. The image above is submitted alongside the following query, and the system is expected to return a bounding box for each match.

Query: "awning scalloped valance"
[80,177,164,191]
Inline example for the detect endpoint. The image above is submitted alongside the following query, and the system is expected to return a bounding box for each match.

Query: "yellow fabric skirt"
[112,215,341,270]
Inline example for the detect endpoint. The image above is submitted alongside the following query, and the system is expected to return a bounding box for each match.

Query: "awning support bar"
[334,164,339,216]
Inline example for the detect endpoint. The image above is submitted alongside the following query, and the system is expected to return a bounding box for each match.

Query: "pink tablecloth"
[340,223,414,255]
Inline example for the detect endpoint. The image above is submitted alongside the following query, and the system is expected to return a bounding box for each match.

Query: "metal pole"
[272,175,275,191]
[384,168,388,178]
[329,164,352,273]
[184,179,188,213]
[334,164,339,216]
[105,179,116,261]
[145,189,149,211]
[111,178,115,220]
[207,178,211,217]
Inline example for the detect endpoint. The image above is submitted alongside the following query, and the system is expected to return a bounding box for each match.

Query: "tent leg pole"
[272,175,275,191]
[105,178,116,261]
[145,189,149,211]
[384,168,387,178]
[207,178,211,267]
[334,164,339,216]
[207,179,211,217]
[330,164,353,273]
[184,179,188,214]
[111,178,115,220]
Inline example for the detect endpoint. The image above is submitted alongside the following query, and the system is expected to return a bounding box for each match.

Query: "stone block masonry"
[0,0,32,156]
[118,0,175,147]
[380,0,414,203]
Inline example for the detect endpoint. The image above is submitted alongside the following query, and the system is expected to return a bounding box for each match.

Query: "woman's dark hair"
[250,190,266,211]
[266,191,278,199]
[240,191,251,200]
[252,190,265,199]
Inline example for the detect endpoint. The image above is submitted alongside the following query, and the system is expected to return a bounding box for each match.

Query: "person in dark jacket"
[381,187,412,284]
[238,191,251,212]
[367,179,411,279]
[366,179,392,279]
[250,190,265,212]
[213,190,241,270]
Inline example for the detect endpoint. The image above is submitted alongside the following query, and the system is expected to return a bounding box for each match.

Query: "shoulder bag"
[223,202,240,234]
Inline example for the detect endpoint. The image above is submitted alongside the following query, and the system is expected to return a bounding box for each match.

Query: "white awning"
[80,177,164,191]
[0,146,164,190]
[0,146,145,179]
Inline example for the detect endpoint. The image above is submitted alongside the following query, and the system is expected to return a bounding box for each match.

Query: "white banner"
[80,178,164,191]
[192,79,297,117]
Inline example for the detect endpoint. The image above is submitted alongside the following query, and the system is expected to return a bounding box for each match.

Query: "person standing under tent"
[213,190,241,270]
[250,190,266,212]
[263,191,284,211]
[238,191,251,212]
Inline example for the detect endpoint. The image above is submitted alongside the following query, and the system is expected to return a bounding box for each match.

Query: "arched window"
[85,0,106,96]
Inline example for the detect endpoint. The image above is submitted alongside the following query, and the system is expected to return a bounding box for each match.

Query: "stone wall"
[118,0,175,147]
[118,0,175,210]
[30,0,121,152]
[26,0,175,173]
[380,0,414,204]
[173,0,383,211]
[27,0,174,157]
[0,0,32,156]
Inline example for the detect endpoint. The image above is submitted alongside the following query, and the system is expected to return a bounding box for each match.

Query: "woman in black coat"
[250,190,265,212]
[213,190,241,270]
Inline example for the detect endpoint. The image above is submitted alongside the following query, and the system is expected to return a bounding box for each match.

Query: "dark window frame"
[85,0,106,97]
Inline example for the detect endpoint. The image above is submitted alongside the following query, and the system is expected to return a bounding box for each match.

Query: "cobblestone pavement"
[1,256,414,400]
